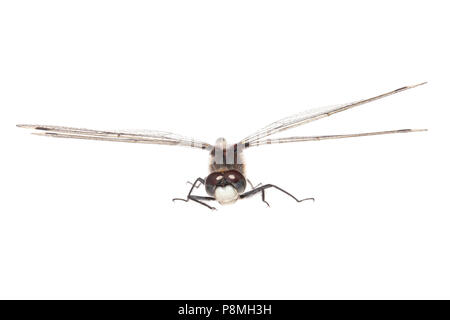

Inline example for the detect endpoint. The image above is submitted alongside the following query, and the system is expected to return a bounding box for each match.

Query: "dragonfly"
[17,83,427,210]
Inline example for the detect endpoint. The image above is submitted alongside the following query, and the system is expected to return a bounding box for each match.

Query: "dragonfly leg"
[246,179,262,190]
[246,179,269,207]
[173,177,204,201]
[173,178,216,210]
[240,184,315,205]
[188,195,216,210]
[260,189,270,207]
[186,178,205,189]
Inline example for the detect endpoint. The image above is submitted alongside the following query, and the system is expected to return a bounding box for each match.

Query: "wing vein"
[240,82,427,145]
[247,129,427,147]
[17,124,213,150]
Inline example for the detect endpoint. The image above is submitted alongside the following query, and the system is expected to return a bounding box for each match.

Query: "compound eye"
[205,172,225,196]
[225,170,241,182]
[206,172,224,185]
[226,170,246,193]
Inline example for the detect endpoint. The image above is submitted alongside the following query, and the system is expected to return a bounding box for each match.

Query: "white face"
[214,185,239,205]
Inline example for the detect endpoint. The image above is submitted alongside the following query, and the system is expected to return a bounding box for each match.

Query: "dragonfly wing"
[246,129,427,147]
[240,82,426,146]
[17,124,213,150]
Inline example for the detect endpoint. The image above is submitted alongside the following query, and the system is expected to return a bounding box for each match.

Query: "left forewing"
[240,82,426,146]
[245,129,427,147]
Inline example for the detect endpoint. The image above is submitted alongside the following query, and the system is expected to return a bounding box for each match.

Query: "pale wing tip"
[17,124,35,129]
[409,81,428,88]
[17,124,47,130]
[404,128,427,133]
[31,132,47,136]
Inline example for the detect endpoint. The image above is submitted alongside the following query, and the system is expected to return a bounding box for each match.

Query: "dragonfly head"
[205,170,246,205]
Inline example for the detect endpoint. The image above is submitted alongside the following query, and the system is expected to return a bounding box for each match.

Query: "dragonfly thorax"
[209,138,246,175]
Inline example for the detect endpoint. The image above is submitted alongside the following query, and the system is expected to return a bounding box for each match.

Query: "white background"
[1,1,449,299]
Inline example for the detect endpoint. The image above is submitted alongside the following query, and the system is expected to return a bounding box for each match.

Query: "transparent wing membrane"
[18,83,426,152]
[17,124,213,150]
[241,82,427,146]
[247,129,427,147]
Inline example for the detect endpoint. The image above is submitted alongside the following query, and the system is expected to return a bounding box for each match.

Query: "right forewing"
[17,124,213,150]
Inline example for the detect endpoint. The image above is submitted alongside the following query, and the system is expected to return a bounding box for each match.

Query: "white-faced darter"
[17,83,427,210]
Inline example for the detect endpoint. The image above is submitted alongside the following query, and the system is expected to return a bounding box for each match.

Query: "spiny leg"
[186,178,205,189]
[246,179,262,190]
[173,178,216,210]
[186,195,217,210]
[173,177,204,202]
[240,184,314,205]
[247,179,269,207]
[260,188,270,208]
